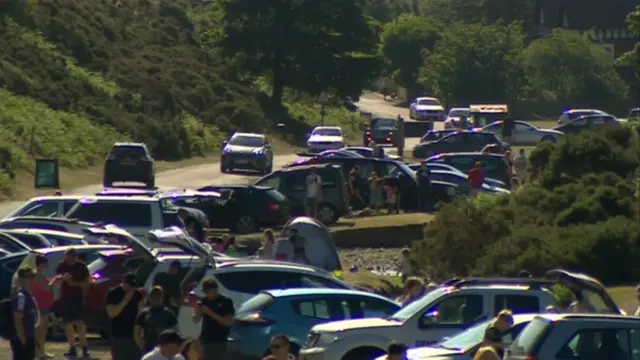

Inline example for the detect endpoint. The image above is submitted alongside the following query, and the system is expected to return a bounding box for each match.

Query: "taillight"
[267,203,280,212]
[185,293,201,307]
[275,253,287,261]
[235,312,274,326]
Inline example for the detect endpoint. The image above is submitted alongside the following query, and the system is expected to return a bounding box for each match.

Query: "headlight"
[315,333,340,347]
[224,147,232,153]
[253,148,264,155]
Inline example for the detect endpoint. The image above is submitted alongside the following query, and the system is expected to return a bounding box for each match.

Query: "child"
[383,180,398,214]
[398,248,413,283]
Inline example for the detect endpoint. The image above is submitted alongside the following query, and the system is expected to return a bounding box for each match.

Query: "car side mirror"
[222,140,228,147]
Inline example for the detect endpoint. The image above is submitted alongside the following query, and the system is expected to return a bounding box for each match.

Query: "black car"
[553,114,620,135]
[192,185,291,233]
[426,152,512,186]
[420,129,456,143]
[283,157,420,211]
[412,131,509,159]
[220,133,274,174]
[363,117,401,147]
[103,143,155,188]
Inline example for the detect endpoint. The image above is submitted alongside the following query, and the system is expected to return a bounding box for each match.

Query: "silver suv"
[506,313,640,360]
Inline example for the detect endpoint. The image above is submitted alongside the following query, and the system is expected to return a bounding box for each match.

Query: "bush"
[413,125,640,284]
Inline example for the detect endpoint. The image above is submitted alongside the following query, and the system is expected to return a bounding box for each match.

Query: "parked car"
[556,108,607,126]
[420,129,456,143]
[0,217,97,235]
[425,152,512,186]
[7,229,88,247]
[94,187,158,197]
[343,147,400,161]
[255,164,349,224]
[103,142,155,188]
[553,114,621,135]
[481,120,564,145]
[178,262,352,339]
[412,131,509,159]
[229,289,401,359]
[3,195,82,219]
[220,132,274,174]
[505,313,640,360]
[377,314,537,360]
[429,170,510,195]
[306,126,346,153]
[407,164,507,189]
[446,107,470,121]
[299,270,621,360]
[362,117,403,148]
[192,185,291,233]
[0,232,32,253]
[409,97,445,124]
[0,229,52,249]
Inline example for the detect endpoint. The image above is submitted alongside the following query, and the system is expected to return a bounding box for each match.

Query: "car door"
[412,294,485,347]
[282,172,308,213]
[290,296,358,345]
[512,122,538,145]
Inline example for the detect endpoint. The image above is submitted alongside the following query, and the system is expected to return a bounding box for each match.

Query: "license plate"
[235,159,248,164]
[121,160,136,165]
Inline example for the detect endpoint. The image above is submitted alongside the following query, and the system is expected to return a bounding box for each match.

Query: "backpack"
[0,297,14,339]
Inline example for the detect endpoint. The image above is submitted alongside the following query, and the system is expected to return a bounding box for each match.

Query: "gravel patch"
[340,247,405,275]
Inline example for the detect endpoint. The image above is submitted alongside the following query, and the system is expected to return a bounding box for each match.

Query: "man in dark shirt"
[135,286,178,353]
[193,277,234,360]
[106,272,144,360]
[55,248,91,358]
[178,207,207,242]
[152,260,183,315]
[11,268,38,360]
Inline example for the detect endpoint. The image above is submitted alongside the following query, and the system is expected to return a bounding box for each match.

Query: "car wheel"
[541,135,556,143]
[47,313,66,341]
[234,215,257,233]
[317,204,338,224]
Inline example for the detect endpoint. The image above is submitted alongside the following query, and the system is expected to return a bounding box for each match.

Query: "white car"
[4,195,83,219]
[307,126,345,153]
[481,120,564,145]
[409,97,445,122]
[556,109,607,126]
[446,108,470,121]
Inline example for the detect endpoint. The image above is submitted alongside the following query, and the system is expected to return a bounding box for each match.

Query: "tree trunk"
[271,66,285,104]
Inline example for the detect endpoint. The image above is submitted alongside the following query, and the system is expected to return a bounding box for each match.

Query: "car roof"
[113,142,145,147]
[564,109,603,113]
[2,216,95,225]
[449,107,470,111]
[416,97,439,101]
[312,126,342,131]
[215,260,327,273]
[1,229,84,238]
[203,185,271,191]
[159,190,222,198]
[535,313,637,322]
[264,288,395,302]
[77,196,160,203]
[25,195,82,202]
[1,244,124,261]
[232,132,265,138]
[431,152,505,158]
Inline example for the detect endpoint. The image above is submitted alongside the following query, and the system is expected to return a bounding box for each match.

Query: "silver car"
[481,120,563,145]
[220,132,274,174]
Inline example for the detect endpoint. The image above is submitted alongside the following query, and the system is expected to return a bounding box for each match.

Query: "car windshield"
[372,118,396,129]
[389,287,444,321]
[87,256,108,273]
[438,318,494,350]
[449,109,469,117]
[312,128,342,137]
[111,146,146,157]
[417,99,440,106]
[387,161,417,182]
[229,135,264,147]
[629,109,639,119]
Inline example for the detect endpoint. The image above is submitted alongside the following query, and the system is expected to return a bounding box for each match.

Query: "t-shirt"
[153,272,182,307]
[305,173,321,198]
[468,168,485,188]
[199,295,235,343]
[136,306,178,353]
[11,288,38,339]
[56,260,89,298]
[141,348,185,360]
[106,285,144,338]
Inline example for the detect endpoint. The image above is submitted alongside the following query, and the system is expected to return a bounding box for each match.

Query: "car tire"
[233,215,257,233]
[317,203,338,224]
[541,135,556,143]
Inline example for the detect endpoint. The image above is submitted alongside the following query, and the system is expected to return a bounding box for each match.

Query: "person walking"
[416,162,431,212]
[348,166,364,210]
[11,268,39,360]
[397,248,414,283]
[305,167,322,218]
[32,255,61,359]
[55,248,91,358]
[193,278,235,360]
[262,334,297,360]
[106,272,145,360]
[135,286,178,354]
[468,161,485,197]
[142,329,186,360]
[513,149,528,185]
[152,260,183,315]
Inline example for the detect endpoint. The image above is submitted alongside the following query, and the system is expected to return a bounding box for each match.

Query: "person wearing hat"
[153,260,183,314]
[467,161,485,197]
[135,286,178,353]
[55,247,91,358]
[142,329,186,360]
[106,272,145,360]
[473,326,504,360]
[10,268,38,360]
[193,277,234,360]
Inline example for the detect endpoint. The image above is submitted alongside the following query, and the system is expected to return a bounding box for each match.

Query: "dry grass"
[609,286,637,315]
[0,339,110,359]
[331,213,434,231]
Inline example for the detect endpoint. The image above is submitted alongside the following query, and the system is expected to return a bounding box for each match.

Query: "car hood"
[224,145,259,153]
[406,346,463,359]
[312,317,401,333]
[308,135,344,143]
[415,105,444,111]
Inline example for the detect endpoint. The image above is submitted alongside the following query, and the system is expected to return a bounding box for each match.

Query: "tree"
[418,22,525,106]
[379,14,442,99]
[523,29,628,111]
[619,5,640,104]
[218,0,380,103]
[417,0,484,24]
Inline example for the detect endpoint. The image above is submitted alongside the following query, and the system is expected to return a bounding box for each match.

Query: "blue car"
[228,288,401,359]
[429,170,510,193]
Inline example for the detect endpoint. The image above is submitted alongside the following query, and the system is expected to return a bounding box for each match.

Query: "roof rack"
[445,277,554,290]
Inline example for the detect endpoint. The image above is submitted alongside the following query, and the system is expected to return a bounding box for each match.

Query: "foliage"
[523,30,628,110]
[414,125,640,284]
[218,0,382,102]
[619,5,640,89]
[418,22,526,106]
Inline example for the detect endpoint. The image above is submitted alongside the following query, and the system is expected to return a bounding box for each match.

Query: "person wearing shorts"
[33,255,62,359]
[55,248,91,358]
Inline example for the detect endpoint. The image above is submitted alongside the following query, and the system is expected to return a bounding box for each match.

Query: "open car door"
[545,269,622,314]
[146,226,213,264]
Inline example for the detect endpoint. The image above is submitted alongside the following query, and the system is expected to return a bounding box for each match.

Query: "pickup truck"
[64,196,182,238]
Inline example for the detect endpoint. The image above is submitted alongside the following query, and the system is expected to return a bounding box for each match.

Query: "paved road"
[0,93,425,217]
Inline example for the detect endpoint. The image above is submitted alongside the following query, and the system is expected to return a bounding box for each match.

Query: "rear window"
[237,293,274,314]
[508,317,552,356]
[264,189,287,202]
[111,146,147,158]
[67,202,152,227]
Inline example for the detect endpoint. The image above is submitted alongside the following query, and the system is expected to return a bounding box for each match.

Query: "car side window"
[441,135,460,144]
[22,202,59,217]
[514,123,532,132]
[258,176,281,190]
[449,157,474,171]
[283,173,307,192]
[294,299,333,320]
[358,298,398,318]
[296,274,348,289]
[558,329,630,359]
[69,202,152,227]
[421,295,484,327]
[494,295,540,314]
[483,158,499,171]
[317,170,338,188]
[215,271,292,294]
[356,163,374,180]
